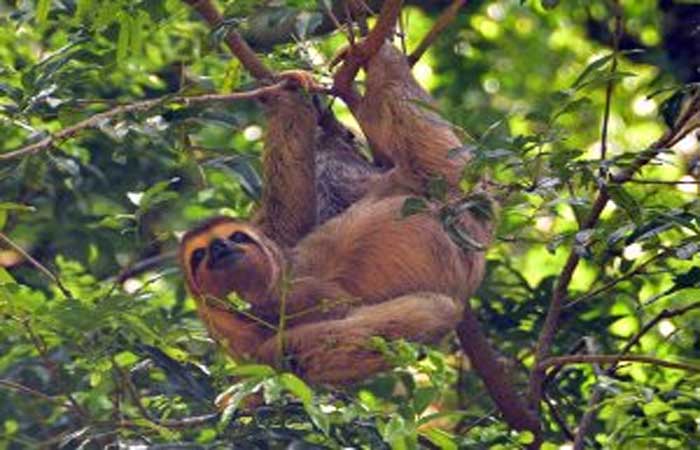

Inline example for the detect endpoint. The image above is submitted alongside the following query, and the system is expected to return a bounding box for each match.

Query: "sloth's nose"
[209,239,232,262]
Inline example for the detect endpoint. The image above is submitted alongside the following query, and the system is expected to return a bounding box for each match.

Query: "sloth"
[179,43,492,385]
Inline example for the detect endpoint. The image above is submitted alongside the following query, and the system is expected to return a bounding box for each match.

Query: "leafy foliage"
[2,1,700,449]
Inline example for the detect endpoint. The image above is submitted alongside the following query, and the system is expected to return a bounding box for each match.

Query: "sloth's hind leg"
[256,292,460,385]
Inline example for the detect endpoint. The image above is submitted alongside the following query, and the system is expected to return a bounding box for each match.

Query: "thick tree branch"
[332,0,403,107]
[457,304,540,436]
[182,0,273,81]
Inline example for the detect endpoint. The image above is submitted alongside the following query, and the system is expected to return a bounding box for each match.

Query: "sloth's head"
[179,217,281,302]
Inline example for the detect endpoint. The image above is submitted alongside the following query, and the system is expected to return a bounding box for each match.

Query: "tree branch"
[598,0,623,164]
[0,231,72,298]
[182,0,273,81]
[113,359,219,429]
[564,248,669,310]
[0,378,63,405]
[626,178,700,185]
[457,304,540,436]
[332,0,404,107]
[0,82,295,161]
[408,0,467,67]
[538,354,700,374]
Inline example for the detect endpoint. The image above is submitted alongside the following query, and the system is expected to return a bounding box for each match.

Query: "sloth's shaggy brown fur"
[180,44,492,385]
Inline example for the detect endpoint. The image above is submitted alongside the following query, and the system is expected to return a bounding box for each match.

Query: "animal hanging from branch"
[179,38,493,384]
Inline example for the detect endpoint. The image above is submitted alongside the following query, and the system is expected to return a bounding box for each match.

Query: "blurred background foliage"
[1,0,700,448]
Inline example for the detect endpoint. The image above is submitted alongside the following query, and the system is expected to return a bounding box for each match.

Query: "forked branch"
[332,0,404,107]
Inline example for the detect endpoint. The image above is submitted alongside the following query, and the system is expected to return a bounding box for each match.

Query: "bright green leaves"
[35,0,52,25]
[116,10,149,65]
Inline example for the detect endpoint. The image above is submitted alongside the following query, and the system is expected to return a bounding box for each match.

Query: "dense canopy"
[1,1,700,449]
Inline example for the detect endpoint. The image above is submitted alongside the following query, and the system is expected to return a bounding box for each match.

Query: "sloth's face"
[180,218,274,301]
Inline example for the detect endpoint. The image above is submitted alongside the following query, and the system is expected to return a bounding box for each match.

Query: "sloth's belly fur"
[291,195,489,306]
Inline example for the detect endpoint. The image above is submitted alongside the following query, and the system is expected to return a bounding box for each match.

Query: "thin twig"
[113,359,218,429]
[626,178,700,185]
[322,1,350,43]
[626,302,700,354]
[0,82,298,161]
[115,251,177,284]
[564,249,669,310]
[0,232,72,298]
[408,0,467,67]
[543,393,575,441]
[19,319,89,419]
[347,0,369,37]
[0,379,63,405]
[598,0,622,164]
[538,354,700,374]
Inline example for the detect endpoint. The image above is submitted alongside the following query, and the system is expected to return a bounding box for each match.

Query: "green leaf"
[571,53,615,90]
[413,387,438,414]
[607,185,642,224]
[643,400,671,417]
[553,96,593,120]
[672,267,700,290]
[0,268,16,284]
[0,203,36,213]
[75,0,93,23]
[427,177,448,202]
[279,373,313,405]
[660,91,686,127]
[114,351,139,367]
[229,364,276,378]
[35,0,51,24]
[117,14,131,64]
[401,197,428,218]
[420,428,457,450]
[517,430,535,444]
[138,178,180,213]
[130,11,144,60]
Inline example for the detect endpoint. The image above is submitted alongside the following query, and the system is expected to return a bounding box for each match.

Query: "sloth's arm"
[255,292,460,385]
[254,90,318,247]
[353,44,469,192]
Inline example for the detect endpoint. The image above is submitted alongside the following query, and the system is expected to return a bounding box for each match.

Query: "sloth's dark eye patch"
[229,231,253,244]
[190,248,206,273]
